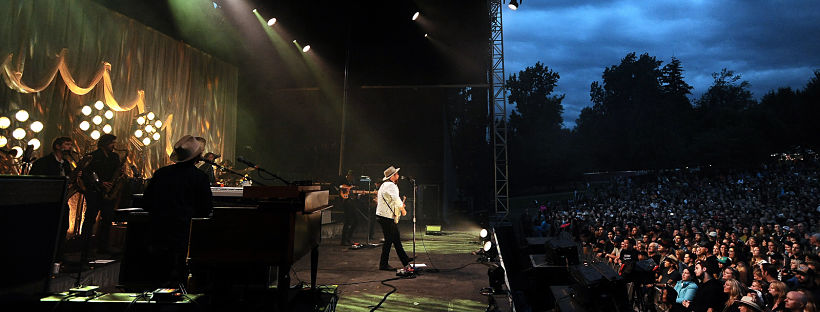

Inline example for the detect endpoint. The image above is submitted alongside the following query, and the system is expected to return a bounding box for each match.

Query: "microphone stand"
[206,160,267,186]
[411,178,418,270]
[254,166,291,186]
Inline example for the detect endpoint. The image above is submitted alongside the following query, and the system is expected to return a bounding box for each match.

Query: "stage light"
[252,9,257,13]
[483,240,493,252]
[12,128,26,140]
[102,124,112,134]
[424,33,428,38]
[142,137,151,145]
[0,116,10,129]
[152,133,161,141]
[15,110,29,122]
[154,120,162,128]
[94,100,105,110]
[28,138,40,150]
[137,116,146,125]
[0,136,6,147]
[92,115,103,125]
[134,129,143,138]
[267,18,277,26]
[147,112,155,120]
[302,45,311,53]
[30,121,44,133]
[412,12,420,21]
[508,0,519,10]
[480,229,489,239]
[145,125,155,132]
[90,130,101,140]
[81,105,92,116]
[11,146,23,158]
[79,121,90,131]
[104,110,114,119]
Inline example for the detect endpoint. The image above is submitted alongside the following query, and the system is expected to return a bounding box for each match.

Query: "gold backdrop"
[0,0,237,177]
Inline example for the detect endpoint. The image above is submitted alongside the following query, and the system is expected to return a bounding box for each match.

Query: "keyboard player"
[141,135,213,288]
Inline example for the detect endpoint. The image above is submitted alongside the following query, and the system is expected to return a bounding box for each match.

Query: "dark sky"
[504,0,820,128]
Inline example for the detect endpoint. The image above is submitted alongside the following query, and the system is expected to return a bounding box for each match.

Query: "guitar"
[394,196,407,224]
[339,185,377,199]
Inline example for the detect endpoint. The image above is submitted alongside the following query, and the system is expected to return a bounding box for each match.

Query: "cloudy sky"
[503,0,820,128]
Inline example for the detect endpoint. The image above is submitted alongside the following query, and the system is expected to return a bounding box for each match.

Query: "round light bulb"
[81,106,92,116]
[142,137,151,145]
[154,120,162,128]
[137,116,145,125]
[152,133,161,141]
[104,110,114,119]
[145,125,154,133]
[94,100,105,110]
[102,124,112,134]
[90,130,101,140]
[92,115,103,125]
[267,18,277,26]
[30,121,44,133]
[12,128,26,140]
[11,146,23,158]
[0,136,6,147]
[15,110,29,122]
[28,138,41,150]
[79,121,90,131]
[412,12,420,21]
[147,112,155,120]
[302,45,311,53]
[134,129,143,138]
[0,116,11,129]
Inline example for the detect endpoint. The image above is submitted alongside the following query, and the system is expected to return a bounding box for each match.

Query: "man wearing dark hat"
[142,135,213,287]
[375,165,411,271]
[80,133,121,255]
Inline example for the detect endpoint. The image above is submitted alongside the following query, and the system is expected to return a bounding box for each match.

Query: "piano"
[125,185,331,310]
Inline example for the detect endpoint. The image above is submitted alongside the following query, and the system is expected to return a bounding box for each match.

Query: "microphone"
[236,156,258,169]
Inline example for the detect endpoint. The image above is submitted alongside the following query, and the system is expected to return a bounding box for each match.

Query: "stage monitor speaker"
[0,175,68,301]
[544,239,579,265]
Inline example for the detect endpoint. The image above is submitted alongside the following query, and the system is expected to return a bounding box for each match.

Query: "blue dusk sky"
[503,0,820,128]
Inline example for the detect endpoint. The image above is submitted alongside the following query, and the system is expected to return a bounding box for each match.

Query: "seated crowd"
[522,160,819,312]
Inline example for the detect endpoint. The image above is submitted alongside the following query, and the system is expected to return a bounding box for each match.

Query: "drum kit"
[213,160,255,187]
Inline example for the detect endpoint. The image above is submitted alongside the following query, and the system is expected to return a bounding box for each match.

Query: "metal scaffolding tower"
[489,0,509,214]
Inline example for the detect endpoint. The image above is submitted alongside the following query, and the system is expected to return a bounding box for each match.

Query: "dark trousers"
[341,198,360,244]
[378,216,409,267]
[82,191,114,251]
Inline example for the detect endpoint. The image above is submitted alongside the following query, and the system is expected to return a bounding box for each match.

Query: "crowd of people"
[522,160,819,312]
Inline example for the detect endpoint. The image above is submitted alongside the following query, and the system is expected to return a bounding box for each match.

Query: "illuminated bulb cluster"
[78,100,115,140]
[0,109,45,157]
[134,111,162,146]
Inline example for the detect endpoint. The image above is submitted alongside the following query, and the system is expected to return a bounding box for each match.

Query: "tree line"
[447,52,820,200]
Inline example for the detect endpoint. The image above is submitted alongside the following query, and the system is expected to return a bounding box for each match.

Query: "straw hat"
[382,166,400,181]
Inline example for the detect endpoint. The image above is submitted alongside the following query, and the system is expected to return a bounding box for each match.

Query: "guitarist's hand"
[400,206,407,216]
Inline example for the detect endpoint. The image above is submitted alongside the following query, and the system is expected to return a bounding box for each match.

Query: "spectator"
[723,278,746,312]
[769,281,789,312]
[784,290,808,312]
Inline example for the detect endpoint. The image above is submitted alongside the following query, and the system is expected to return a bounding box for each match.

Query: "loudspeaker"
[118,212,154,290]
[545,239,579,265]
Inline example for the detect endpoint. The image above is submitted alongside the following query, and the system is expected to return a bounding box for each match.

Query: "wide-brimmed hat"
[735,295,764,312]
[170,135,205,163]
[663,255,679,265]
[382,166,400,181]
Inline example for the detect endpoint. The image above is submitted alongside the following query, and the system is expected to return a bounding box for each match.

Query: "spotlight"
[90,130,101,140]
[81,106,92,116]
[104,110,114,119]
[302,45,311,53]
[0,116,10,129]
[79,121,90,131]
[412,11,420,21]
[483,240,493,252]
[30,121,44,133]
[267,18,277,26]
[154,120,162,128]
[252,8,257,13]
[11,146,23,158]
[12,128,26,140]
[508,0,519,10]
[480,228,489,239]
[145,125,155,132]
[134,129,143,138]
[94,100,105,110]
[102,124,112,134]
[137,116,146,125]
[92,115,103,125]
[147,112,155,120]
[424,33,428,38]
[152,133,161,141]
[15,110,29,122]
[142,137,151,145]
[0,136,6,147]
[28,138,40,150]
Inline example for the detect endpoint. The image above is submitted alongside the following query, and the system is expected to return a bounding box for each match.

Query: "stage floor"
[291,224,511,311]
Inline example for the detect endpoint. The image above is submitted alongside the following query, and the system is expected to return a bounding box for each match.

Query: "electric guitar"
[394,196,407,224]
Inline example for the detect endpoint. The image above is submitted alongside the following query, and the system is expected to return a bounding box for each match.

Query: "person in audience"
[675,266,699,305]
[769,281,789,312]
[784,290,809,312]
[723,278,746,312]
